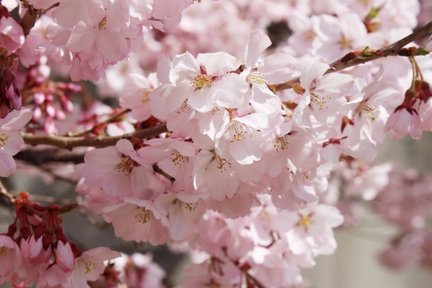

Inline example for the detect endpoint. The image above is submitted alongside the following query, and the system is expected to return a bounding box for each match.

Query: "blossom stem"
[19,0,60,35]
[0,181,15,205]
[68,108,132,137]
[269,21,432,92]
[22,123,168,149]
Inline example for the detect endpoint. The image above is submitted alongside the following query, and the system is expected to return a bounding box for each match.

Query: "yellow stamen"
[117,157,135,174]
[0,132,9,148]
[80,258,97,274]
[339,37,352,50]
[98,16,107,30]
[246,71,266,85]
[298,214,312,229]
[191,74,213,91]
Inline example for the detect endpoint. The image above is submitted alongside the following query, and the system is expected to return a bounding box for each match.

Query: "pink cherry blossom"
[55,241,75,273]
[385,107,423,140]
[0,109,32,177]
[103,198,169,245]
[0,235,22,283]
[0,16,24,55]
[80,139,165,199]
[155,193,205,241]
[109,253,165,288]
[66,247,120,288]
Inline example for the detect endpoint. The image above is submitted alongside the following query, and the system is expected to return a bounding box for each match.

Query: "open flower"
[0,109,32,176]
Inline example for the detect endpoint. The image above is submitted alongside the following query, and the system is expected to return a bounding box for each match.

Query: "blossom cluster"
[18,0,194,80]
[0,0,431,287]
[373,167,432,270]
[0,193,119,287]
[325,161,432,272]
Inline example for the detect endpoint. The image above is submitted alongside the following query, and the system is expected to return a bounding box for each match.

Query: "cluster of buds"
[23,58,81,133]
[385,56,432,139]
[0,2,24,118]
[0,50,21,119]
[0,192,119,287]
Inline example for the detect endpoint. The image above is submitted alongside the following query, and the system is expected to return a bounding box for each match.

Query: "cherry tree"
[0,0,432,287]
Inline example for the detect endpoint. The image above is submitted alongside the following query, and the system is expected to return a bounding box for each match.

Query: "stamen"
[117,157,135,174]
[246,71,266,85]
[191,74,213,91]
[0,131,9,148]
[98,16,107,30]
[172,199,198,211]
[134,207,152,224]
[339,37,352,49]
[274,136,289,152]
[170,151,187,168]
[360,102,377,121]
[216,156,230,172]
[298,214,312,230]
[230,121,251,142]
[80,258,97,274]
[310,93,328,110]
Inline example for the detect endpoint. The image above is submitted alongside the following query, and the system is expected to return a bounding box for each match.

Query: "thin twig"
[19,1,59,35]
[22,123,168,149]
[0,181,15,205]
[268,21,432,92]
[69,108,131,137]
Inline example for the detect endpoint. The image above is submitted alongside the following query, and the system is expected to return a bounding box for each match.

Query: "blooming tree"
[0,0,432,287]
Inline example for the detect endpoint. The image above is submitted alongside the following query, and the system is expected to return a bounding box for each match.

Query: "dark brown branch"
[22,123,168,149]
[69,108,132,137]
[16,149,85,164]
[268,21,432,92]
[19,1,60,35]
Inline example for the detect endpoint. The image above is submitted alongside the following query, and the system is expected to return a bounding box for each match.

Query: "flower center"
[216,156,230,172]
[117,157,136,174]
[79,258,97,274]
[359,102,377,121]
[310,92,329,110]
[141,89,151,103]
[246,71,266,85]
[0,131,9,148]
[230,121,251,142]
[192,74,213,91]
[339,37,352,50]
[274,136,289,152]
[172,199,198,211]
[134,207,152,224]
[170,151,187,168]
[298,214,312,229]
[98,16,107,30]
[0,247,9,256]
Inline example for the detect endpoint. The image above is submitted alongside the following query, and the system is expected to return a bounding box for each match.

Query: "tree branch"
[69,108,131,137]
[268,21,432,92]
[22,123,168,149]
[19,1,60,35]
[16,149,85,164]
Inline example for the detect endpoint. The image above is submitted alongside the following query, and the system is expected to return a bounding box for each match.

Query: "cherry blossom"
[0,0,431,287]
[0,109,32,176]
